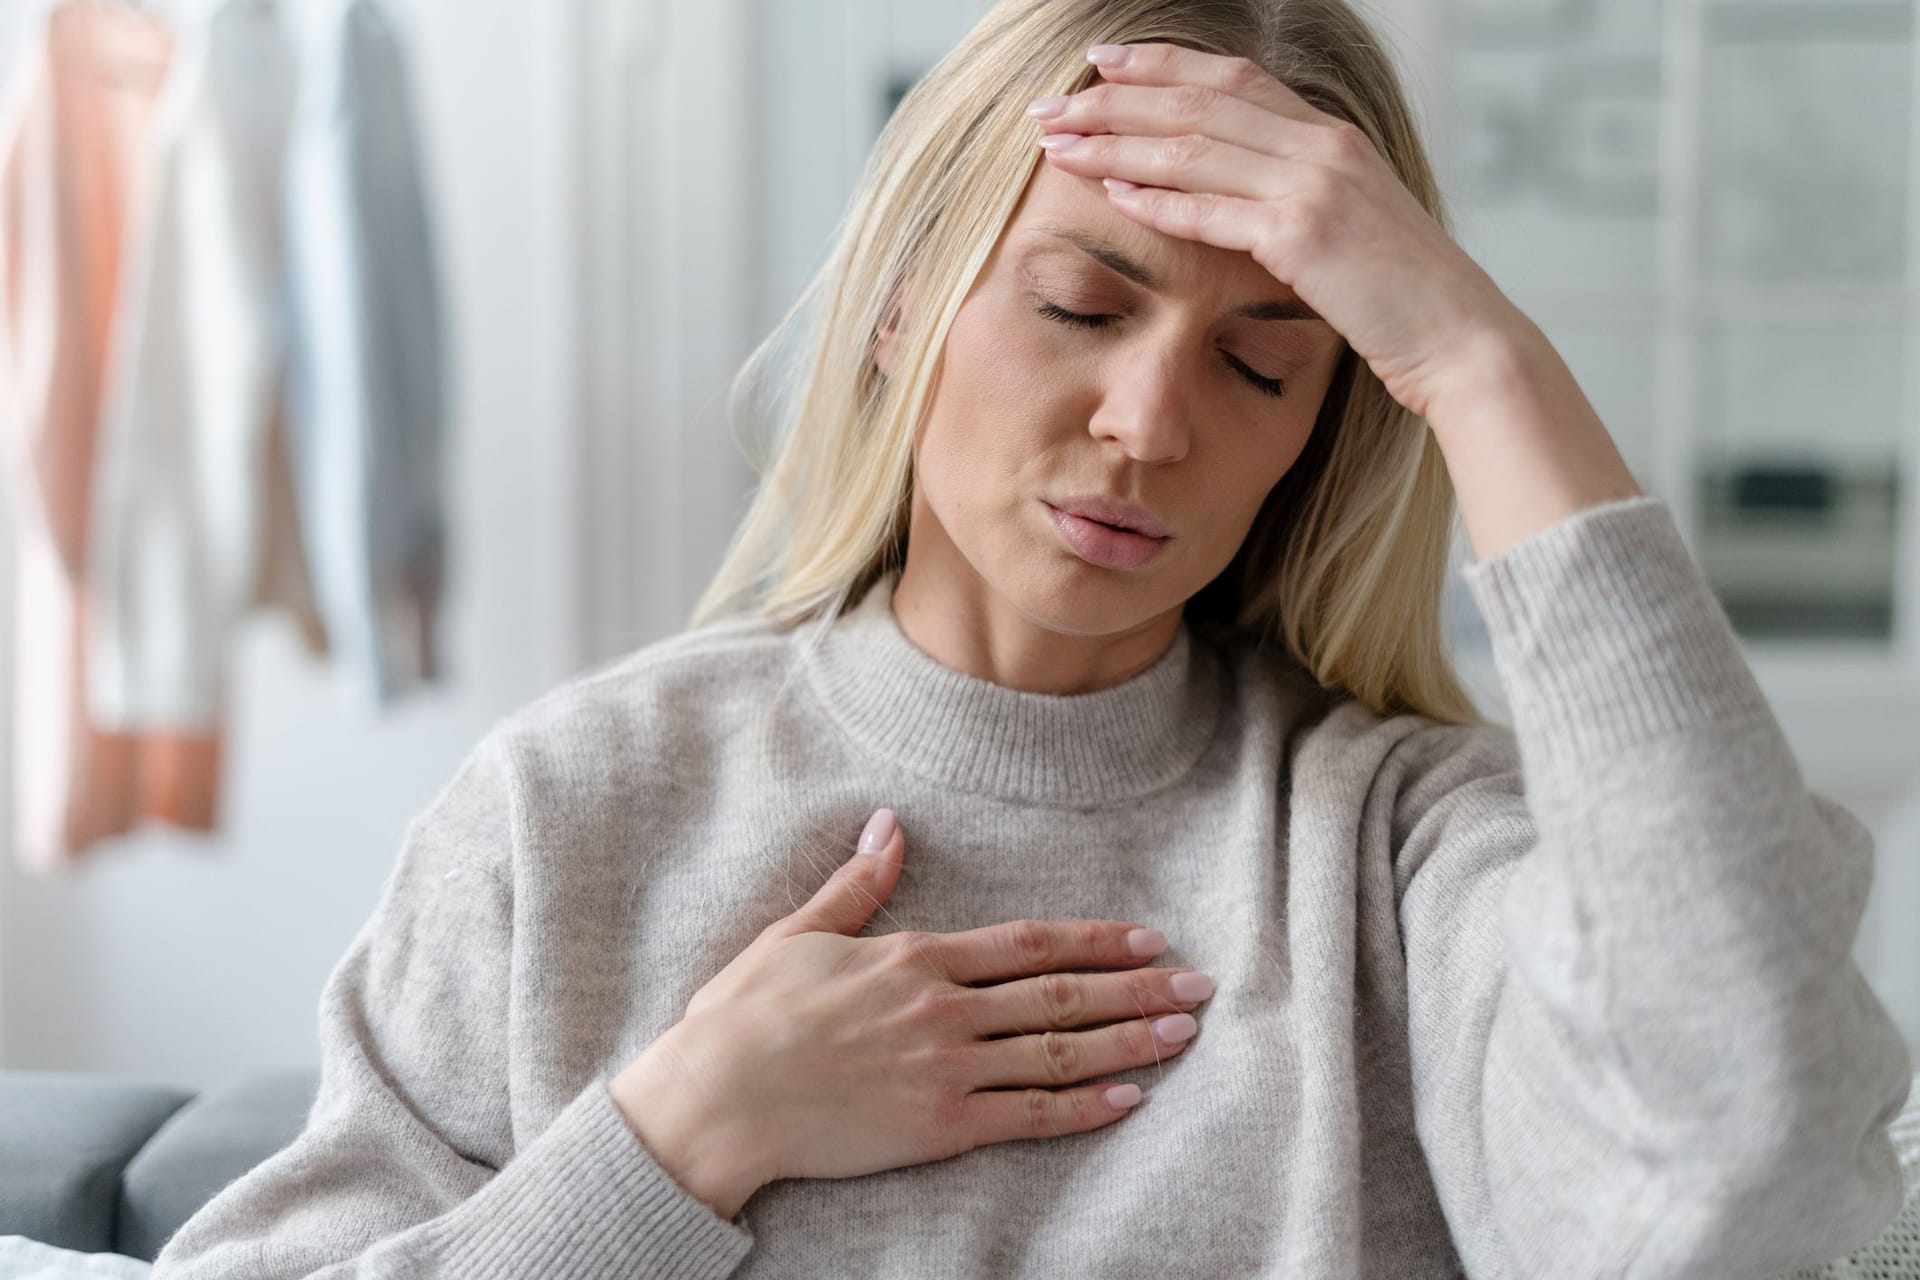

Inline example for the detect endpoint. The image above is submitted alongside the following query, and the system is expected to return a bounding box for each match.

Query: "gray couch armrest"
[0,1072,194,1255]
[118,1068,317,1262]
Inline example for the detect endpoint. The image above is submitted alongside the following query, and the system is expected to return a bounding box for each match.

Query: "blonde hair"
[689,0,1482,726]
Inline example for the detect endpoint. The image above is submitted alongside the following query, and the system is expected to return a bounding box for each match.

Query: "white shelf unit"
[1428,0,1920,779]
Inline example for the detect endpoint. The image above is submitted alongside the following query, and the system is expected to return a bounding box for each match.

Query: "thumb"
[783,808,903,938]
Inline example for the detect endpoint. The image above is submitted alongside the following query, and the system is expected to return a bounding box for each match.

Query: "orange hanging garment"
[0,0,223,872]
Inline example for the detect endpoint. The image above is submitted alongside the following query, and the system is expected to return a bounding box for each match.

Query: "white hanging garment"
[84,0,310,732]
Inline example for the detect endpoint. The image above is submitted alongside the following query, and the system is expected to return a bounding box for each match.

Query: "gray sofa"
[0,1067,318,1263]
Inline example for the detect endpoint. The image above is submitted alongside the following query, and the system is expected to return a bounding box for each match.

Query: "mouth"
[1042,501,1170,571]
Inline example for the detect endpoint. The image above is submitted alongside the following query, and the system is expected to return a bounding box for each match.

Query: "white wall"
[0,0,582,1091]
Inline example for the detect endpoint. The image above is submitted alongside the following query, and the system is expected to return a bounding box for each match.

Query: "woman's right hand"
[608,808,1213,1219]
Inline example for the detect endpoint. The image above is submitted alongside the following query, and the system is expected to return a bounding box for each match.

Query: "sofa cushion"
[0,1073,193,1255]
[117,1068,317,1262]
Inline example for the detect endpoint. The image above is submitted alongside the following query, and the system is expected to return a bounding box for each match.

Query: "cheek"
[919,303,1064,458]
[950,300,1061,398]
[1206,407,1322,526]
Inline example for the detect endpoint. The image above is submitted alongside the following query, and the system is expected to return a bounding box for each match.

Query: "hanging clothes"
[281,0,447,710]
[0,0,223,872]
[85,0,328,736]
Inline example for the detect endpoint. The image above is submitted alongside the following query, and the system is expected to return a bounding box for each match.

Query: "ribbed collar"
[800,571,1227,807]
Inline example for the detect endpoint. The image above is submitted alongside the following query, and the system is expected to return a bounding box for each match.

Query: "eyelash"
[1033,301,1287,400]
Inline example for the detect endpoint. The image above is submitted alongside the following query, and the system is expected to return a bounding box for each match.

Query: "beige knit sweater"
[151,495,1913,1278]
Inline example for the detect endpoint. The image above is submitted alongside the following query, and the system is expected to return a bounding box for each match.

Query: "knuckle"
[1023,1087,1053,1135]
[1063,1086,1095,1131]
[1168,83,1218,124]
[925,1042,979,1089]
[1325,119,1372,161]
[1222,55,1266,93]
[929,1085,975,1153]
[1270,196,1311,242]
[1038,1029,1081,1082]
[915,985,974,1031]
[1191,192,1229,232]
[1161,133,1210,168]
[1007,919,1056,972]
[887,930,945,977]
[1304,164,1342,203]
[1285,174,1338,235]
[1036,971,1085,1027]
[888,929,932,958]
[1118,1017,1158,1059]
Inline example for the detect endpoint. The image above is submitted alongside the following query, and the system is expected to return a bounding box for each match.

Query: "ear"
[871,272,920,380]
[873,299,902,379]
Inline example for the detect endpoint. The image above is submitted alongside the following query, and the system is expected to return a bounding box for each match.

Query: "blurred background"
[0,0,1913,1095]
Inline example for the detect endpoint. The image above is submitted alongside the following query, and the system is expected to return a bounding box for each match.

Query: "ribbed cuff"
[424,1076,754,1278]
[1459,496,1774,770]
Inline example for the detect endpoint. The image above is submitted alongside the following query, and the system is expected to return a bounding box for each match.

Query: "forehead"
[1000,161,1278,298]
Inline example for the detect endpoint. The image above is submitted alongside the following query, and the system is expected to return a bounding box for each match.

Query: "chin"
[1001,557,1185,638]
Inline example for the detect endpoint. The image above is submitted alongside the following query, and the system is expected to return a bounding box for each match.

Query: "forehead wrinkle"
[1021,221,1322,324]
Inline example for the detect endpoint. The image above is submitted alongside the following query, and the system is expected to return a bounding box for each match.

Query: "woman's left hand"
[1027,42,1525,423]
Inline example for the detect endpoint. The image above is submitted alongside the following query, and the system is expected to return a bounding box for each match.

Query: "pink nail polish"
[857,808,895,855]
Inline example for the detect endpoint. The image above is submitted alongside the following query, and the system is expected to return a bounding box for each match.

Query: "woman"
[152,0,1914,1276]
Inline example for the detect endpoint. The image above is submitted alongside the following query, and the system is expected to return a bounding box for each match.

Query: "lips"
[1043,502,1170,571]
[1048,496,1170,539]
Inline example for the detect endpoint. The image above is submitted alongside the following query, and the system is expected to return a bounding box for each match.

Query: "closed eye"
[1033,301,1286,400]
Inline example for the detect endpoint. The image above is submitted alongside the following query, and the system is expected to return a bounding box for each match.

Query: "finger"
[1032,81,1322,163]
[966,1010,1198,1090]
[1086,176,1279,263]
[920,917,1167,986]
[959,1079,1146,1148]
[1038,129,1311,205]
[771,808,904,940]
[1088,41,1326,127]
[963,966,1214,1038]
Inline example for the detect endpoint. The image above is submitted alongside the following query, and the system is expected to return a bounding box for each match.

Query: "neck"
[800,569,1226,807]
[892,515,1182,697]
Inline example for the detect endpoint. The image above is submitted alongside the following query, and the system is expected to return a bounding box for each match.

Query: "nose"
[1085,345,1194,464]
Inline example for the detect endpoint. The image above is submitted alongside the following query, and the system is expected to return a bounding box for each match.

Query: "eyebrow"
[1027,223,1325,323]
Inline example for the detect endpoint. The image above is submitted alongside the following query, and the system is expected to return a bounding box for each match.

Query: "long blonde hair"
[689,0,1482,726]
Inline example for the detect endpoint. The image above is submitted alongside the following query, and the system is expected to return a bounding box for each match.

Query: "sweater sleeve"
[149,728,756,1279]
[1388,495,1914,1279]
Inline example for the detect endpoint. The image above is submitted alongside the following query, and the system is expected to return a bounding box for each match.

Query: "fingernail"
[1170,971,1214,1001]
[1103,178,1139,195]
[1025,95,1069,119]
[1151,1013,1198,1044]
[1105,1083,1142,1110]
[1126,928,1166,956]
[857,808,896,855]
[1087,44,1130,67]
[1036,134,1081,152]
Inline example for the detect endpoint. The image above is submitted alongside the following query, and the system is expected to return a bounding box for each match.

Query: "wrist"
[1421,311,1555,435]
[1419,314,1644,561]
[608,1028,764,1221]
